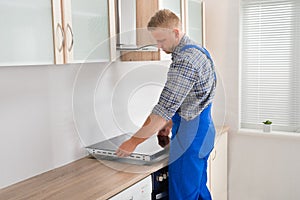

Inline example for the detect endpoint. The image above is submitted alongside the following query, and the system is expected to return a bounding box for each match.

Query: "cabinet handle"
[66,23,74,52]
[56,23,64,52]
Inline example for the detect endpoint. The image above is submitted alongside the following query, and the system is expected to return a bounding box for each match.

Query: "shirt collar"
[171,34,190,61]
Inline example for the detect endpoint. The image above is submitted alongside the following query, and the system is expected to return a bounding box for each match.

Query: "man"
[116,9,216,200]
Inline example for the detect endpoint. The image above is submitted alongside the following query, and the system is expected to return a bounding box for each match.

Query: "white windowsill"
[238,128,300,139]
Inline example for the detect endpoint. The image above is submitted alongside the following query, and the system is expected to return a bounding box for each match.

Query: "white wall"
[205,0,240,132]
[0,64,86,188]
[205,0,300,199]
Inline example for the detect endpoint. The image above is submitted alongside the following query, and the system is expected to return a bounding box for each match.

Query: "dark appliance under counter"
[151,166,169,200]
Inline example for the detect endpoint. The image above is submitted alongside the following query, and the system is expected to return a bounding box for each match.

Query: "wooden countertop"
[0,157,168,200]
[0,126,228,200]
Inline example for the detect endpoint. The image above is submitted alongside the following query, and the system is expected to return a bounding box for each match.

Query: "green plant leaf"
[263,120,272,125]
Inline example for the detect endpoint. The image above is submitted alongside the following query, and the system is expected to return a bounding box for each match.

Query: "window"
[240,0,300,132]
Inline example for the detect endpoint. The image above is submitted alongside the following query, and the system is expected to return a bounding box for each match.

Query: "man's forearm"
[130,113,167,145]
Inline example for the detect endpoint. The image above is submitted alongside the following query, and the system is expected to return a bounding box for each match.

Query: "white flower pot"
[263,124,272,132]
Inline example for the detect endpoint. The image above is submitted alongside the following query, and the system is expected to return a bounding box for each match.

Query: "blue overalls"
[168,45,216,200]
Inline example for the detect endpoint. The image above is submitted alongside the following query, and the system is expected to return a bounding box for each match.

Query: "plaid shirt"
[152,35,216,121]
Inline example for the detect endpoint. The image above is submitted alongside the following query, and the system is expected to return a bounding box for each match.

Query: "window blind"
[241,0,300,132]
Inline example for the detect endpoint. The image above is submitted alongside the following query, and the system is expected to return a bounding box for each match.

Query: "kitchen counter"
[0,157,168,200]
[0,126,228,200]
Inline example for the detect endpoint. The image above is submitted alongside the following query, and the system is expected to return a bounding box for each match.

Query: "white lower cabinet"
[208,131,228,200]
[108,175,152,200]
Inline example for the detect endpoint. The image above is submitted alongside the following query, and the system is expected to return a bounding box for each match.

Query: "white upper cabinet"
[0,0,203,65]
[159,0,182,21]
[0,0,54,66]
[54,0,115,64]
[66,0,111,63]
[0,0,114,66]
[186,0,204,46]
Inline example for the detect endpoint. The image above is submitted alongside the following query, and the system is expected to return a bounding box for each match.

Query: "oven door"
[151,166,169,200]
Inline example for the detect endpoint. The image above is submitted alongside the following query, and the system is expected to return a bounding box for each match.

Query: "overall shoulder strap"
[180,44,216,81]
[180,44,214,65]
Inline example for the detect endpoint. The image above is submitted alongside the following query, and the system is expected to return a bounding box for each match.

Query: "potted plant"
[262,120,272,132]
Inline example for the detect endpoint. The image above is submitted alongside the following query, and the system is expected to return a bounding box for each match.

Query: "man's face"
[150,28,178,54]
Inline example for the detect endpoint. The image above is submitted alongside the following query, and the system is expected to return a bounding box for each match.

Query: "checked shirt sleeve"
[152,59,198,121]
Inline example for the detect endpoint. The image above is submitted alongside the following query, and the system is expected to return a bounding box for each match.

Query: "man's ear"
[173,28,180,38]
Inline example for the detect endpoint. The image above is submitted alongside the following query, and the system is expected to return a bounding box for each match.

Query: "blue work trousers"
[168,104,215,200]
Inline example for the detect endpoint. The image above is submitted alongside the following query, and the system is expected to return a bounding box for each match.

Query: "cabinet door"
[108,176,152,200]
[159,0,182,20]
[66,0,111,63]
[209,132,228,200]
[52,0,64,64]
[0,0,55,66]
[186,0,204,46]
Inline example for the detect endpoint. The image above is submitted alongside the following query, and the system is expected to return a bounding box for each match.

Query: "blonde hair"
[147,9,182,31]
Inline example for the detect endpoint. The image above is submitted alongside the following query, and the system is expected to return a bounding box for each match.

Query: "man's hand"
[157,120,172,136]
[157,120,172,147]
[115,114,167,157]
[157,126,171,136]
[157,135,170,147]
[116,137,144,157]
